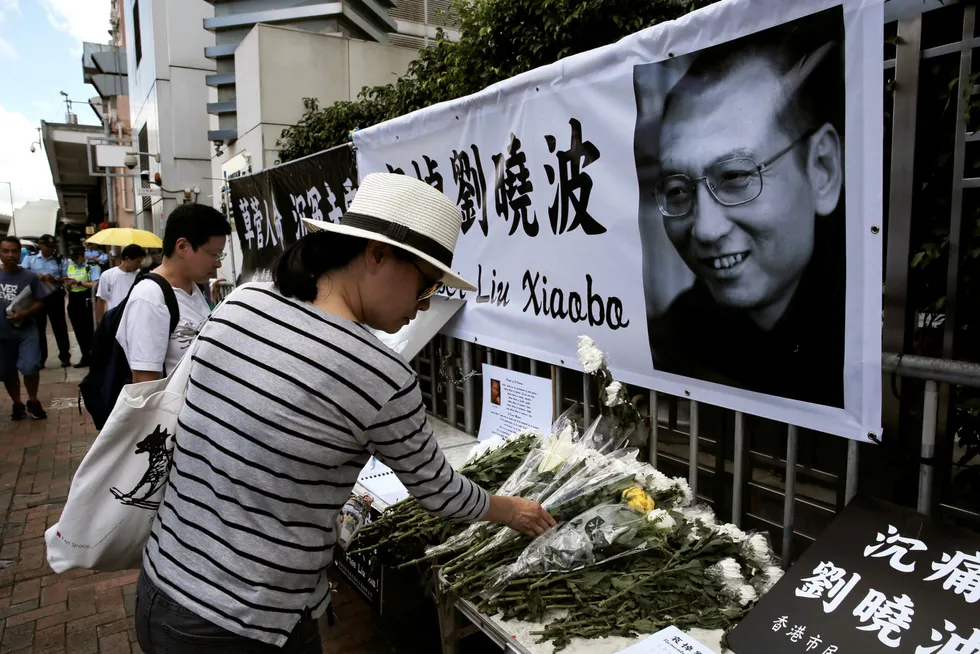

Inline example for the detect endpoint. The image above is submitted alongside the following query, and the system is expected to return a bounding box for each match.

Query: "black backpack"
[79,272,179,429]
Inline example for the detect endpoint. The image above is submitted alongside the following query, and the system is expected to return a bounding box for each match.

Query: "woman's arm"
[361,378,555,536]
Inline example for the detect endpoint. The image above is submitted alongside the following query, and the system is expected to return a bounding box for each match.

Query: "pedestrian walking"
[0,236,48,420]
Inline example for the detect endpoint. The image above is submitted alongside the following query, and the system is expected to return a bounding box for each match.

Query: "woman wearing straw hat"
[134,173,556,653]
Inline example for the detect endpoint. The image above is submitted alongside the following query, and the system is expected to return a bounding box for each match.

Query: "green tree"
[276,0,718,161]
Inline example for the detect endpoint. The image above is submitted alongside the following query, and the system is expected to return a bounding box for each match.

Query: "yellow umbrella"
[85,228,163,248]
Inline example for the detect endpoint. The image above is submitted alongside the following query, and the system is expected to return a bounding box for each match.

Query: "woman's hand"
[485,495,556,538]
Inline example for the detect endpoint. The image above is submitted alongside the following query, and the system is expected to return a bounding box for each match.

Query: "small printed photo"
[490,379,502,406]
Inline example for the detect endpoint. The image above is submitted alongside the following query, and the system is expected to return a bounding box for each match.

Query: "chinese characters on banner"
[228,144,357,283]
[353,0,883,442]
[728,497,980,654]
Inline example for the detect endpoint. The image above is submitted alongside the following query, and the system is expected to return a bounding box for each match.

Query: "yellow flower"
[622,486,655,514]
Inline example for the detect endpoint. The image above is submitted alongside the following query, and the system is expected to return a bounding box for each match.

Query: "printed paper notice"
[477,364,553,441]
[616,626,715,654]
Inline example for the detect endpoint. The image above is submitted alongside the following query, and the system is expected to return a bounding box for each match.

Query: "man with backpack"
[64,246,100,368]
[80,204,231,428]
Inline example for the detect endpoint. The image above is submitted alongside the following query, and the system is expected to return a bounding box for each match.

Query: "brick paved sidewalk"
[0,332,398,654]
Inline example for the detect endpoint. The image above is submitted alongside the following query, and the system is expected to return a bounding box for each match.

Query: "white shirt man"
[116,282,213,374]
[115,204,230,382]
[95,244,147,322]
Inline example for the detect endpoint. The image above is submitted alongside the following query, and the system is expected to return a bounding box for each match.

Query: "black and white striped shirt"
[142,282,490,646]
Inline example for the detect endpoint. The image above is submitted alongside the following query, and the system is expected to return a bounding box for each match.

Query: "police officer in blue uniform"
[22,235,71,367]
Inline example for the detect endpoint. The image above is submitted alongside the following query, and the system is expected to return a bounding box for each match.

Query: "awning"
[41,121,103,225]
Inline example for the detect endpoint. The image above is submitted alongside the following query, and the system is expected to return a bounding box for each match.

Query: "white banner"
[354,0,883,441]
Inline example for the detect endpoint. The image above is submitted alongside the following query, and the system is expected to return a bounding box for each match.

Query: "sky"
[0,0,111,216]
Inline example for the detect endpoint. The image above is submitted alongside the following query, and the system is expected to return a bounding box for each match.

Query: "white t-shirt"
[116,278,211,374]
[96,267,138,311]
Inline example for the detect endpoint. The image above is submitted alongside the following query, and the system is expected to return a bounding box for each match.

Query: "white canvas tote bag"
[45,349,194,573]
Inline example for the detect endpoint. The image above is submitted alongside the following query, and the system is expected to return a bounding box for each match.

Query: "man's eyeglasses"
[653,131,815,219]
[412,261,444,302]
[204,250,226,262]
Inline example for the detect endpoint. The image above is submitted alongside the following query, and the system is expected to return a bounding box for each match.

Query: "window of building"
[133,0,142,66]
[138,125,151,219]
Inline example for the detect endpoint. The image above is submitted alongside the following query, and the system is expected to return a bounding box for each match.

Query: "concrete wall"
[211,24,419,280]
[125,0,215,233]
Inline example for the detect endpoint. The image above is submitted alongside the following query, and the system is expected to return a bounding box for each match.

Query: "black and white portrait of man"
[634,7,846,408]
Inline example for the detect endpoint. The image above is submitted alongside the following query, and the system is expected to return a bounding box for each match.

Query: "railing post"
[445,337,456,426]
[582,374,592,427]
[552,365,563,420]
[782,425,799,568]
[689,401,699,500]
[462,341,476,435]
[845,439,860,505]
[732,411,745,527]
[648,390,658,468]
[918,380,939,515]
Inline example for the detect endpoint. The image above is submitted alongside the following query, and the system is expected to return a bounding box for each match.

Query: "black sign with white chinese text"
[729,496,980,654]
[228,144,357,284]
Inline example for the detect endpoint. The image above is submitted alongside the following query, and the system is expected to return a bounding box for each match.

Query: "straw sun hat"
[302,173,476,291]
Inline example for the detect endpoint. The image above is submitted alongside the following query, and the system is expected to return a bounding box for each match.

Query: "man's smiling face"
[658,57,818,316]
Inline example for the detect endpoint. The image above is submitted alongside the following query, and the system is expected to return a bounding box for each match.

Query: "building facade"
[199,0,461,281]
[123,0,216,233]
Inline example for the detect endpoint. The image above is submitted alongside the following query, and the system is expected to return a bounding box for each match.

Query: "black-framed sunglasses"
[653,130,816,219]
[411,261,444,302]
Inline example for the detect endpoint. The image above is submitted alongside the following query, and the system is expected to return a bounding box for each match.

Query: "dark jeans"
[135,570,324,654]
[66,292,93,362]
[35,290,70,364]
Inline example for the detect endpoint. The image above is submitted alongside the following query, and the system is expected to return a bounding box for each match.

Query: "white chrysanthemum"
[678,506,717,527]
[645,469,675,493]
[736,584,758,606]
[759,566,784,594]
[745,533,773,566]
[577,336,607,374]
[646,509,676,530]
[708,558,744,588]
[673,478,694,506]
[604,381,626,407]
[714,523,748,543]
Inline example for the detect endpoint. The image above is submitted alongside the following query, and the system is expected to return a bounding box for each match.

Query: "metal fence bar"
[942,5,976,364]
[446,337,457,430]
[732,411,745,527]
[918,380,940,515]
[648,390,658,468]
[689,401,700,499]
[882,353,980,387]
[582,374,592,426]
[782,425,799,569]
[553,365,563,420]
[462,341,476,435]
[506,352,514,370]
[882,14,922,439]
[427,341,437,413]
[530,359,538,376]
[845,439,860,505]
